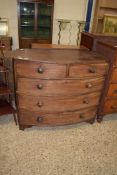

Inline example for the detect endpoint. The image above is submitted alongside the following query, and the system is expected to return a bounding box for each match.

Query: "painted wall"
[53,0,88,45]
[0,0,89,49]
[0,0,19,49]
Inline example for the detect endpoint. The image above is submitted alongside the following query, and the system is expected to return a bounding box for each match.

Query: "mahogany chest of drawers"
[13,49,108,130]
[96,41,117,121]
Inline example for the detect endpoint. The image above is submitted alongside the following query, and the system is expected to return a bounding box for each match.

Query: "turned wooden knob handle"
[89,67,96,73]
[111,105,117,110]
[83,98,89,104]
[37,101,43,107]
[79,114,85,119]
[86,83,92,88]
[37,84,43,89]
[38,67,44,73]
[37,116,43,123]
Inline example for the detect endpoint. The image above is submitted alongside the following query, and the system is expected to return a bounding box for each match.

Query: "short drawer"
[17,77,105,96]
[18,92,101,113]
[15,62,66,78]
[107,84,117,97]
[69,63,108,78]
[19,107,97,126]
[103,99,117,114]
[111,68,117,83]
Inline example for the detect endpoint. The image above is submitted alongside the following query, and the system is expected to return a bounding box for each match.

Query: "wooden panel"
[17,77,105,96]
[31,43,82,49]
[19,38,35,49]
[100,0,117,9]
[111,68,117,82]
[103,99,117,114]
[69,63,108,78]
[19,107,97,126]
[15,62,66,78]
[18,92,101,113]
[35,40,51,44]
[80,33,93,50]
[107,84,117,97]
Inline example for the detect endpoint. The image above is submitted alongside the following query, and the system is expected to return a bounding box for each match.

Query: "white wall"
[0,0,89,48]
[53,0,88,45]
[54,0,88,20]
[0,0,19,49]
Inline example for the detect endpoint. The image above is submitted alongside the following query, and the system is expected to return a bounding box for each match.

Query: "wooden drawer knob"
[111,105,117,110]
[37,84,43,89]
[83,98,89,104]
[37,116,43,123]
[38,67,44,73]
[79,114,85,119]
[89,67,96,73]
[86,83,92,88]
[37,101,43,107]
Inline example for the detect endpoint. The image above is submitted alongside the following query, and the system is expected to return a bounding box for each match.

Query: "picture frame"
[0,18,8,36]
[102,14,117,35]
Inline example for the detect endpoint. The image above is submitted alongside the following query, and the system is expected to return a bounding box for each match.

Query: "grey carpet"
[0,114,117,175]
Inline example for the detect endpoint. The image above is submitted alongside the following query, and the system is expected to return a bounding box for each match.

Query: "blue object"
[85,0,93,32]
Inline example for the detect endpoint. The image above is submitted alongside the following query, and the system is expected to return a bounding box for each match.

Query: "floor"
[0,114,117,175]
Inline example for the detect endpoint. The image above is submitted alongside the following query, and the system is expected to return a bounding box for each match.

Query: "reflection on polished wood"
[31,43,85,49]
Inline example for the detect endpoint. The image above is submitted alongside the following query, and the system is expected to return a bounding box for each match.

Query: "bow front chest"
[13,49,108,130]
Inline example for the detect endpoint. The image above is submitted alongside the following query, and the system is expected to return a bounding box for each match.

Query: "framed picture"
[103,14,117,35]
[0,18,8,36]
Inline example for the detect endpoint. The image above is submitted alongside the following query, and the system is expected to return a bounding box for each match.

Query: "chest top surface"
[4,49,108,64]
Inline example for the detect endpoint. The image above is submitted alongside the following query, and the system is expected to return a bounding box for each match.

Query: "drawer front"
[17,77,105,96]
[19,107,97,126]
[15,62,66,78]
[18,92,101,113]
[107,84,117,97]
[103,99,117,114]
[111,68,117,83]
[69,63,108,78]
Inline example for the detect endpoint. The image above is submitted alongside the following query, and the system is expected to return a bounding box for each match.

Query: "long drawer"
[103,98,117,114]
[69,63,108,78]
[19,107,97,126]
[17,77,105,96]
[15,62,67,78]
[18,92,101,113]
